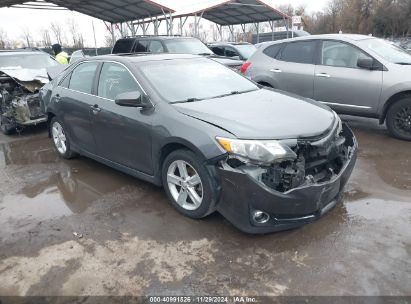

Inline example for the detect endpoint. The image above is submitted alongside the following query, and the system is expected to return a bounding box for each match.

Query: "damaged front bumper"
[215,124,358,234]
[0,70,48,131]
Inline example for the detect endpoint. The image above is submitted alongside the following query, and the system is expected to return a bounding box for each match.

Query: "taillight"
[240,62,251,74]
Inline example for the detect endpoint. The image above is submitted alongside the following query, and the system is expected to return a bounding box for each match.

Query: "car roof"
[264,34,376,45]
[0,49,48,56]
[117,36,197,41]
[210,42,252,46]
[80,53,201,64]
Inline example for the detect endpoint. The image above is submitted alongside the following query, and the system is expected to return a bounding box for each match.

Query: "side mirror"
[357,58,376,70]
[115,91,151,108]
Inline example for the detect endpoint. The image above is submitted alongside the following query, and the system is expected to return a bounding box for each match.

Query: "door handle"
[270,68,282,73]
[55,94,61,102]
[90,104,101,114]
[316,73,331,78]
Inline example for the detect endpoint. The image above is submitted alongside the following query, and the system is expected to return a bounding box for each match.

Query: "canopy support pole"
[126,21,136,36]
[162,9,173,35]
[110,23,115,47]
[216,24,223,40]
[269,20,275,41]
[254,23,260,43]
[228,25,234,41]
[240,24,246,41]
[193,12,204,38]
[154,17,162,35]
[179,16,188,36]
[284,16,289,38]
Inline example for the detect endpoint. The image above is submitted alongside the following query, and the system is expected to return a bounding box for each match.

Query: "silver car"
[243,34,411,141]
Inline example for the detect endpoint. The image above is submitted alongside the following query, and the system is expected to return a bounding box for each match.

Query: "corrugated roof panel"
[0,0,175,23]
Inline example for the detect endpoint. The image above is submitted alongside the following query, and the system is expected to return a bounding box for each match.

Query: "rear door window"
[134,40,149,52]
[69,62,99,94]
[112,39,134,54]
[263,44,283,59]
[280,41,316,64]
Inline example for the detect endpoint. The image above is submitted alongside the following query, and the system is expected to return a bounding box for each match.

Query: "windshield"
[0,53,59,70]
[359,38,411,64]
[164,39,213,55]
[236,44,257,59]
[138,58,258,103]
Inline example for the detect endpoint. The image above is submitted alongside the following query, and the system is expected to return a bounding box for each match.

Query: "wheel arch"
[46,111,56,137]
[155,138,209,185]
[380,91,411,124]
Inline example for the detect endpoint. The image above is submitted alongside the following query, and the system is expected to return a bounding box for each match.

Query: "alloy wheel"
[394,105,411,136]
[166,160,203,211]
[52,121,67,155]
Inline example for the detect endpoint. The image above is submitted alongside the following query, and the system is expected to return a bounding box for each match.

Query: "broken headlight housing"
[216,137,297,164]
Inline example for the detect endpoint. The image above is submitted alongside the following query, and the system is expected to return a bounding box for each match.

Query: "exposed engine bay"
[221,122,356,193]
[0,70,47,133]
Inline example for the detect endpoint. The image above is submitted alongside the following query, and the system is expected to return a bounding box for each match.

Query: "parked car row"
[242,34,411,140]
[2,33,408,234]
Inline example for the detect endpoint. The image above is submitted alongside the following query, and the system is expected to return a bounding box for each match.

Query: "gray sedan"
[41,54,357,233]
[242,34,411,141]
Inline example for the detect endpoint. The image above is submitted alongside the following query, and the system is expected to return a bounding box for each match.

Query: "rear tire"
[50,117,77,159]
[386,97,411,141]
[162,149,218,219]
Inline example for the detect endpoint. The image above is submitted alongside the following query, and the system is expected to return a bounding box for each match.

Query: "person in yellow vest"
[52,43,69,65]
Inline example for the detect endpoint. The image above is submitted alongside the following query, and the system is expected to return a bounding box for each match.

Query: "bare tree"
[40,28,52,47]
[50,21,65,45]
[21,26,32,47]
[104,32,119,47]
[67,18,84,48]
[0,28,8,49]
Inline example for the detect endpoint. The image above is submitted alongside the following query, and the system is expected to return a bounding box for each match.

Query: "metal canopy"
[0,0,175,23]
[194,0,290,26]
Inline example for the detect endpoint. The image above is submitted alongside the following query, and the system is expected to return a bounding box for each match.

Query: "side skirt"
[72,145,162,186]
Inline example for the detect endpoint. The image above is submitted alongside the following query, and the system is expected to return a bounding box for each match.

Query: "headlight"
[216,137,297,163]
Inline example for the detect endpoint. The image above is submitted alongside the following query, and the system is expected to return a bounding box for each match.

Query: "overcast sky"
[0,0,330,47]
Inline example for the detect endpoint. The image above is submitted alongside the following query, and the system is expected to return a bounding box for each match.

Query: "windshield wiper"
[209,89,258,100]
[395,62,411,65]
[197,53,213,56]
[170,97,203,104]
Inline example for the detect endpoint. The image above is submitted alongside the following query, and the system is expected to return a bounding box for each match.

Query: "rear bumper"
[215,125,358,234]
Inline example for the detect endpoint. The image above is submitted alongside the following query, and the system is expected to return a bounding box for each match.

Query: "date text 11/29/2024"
[148,296,258,303]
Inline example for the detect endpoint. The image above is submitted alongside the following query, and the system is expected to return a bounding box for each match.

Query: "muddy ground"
[0,116,410,296]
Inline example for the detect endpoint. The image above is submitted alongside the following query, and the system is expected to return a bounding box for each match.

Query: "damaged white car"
[0,49,60,134]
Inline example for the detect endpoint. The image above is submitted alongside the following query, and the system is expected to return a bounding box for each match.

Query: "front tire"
[50,117,77,159]
[162,149,218,219]
[386,97,411,141]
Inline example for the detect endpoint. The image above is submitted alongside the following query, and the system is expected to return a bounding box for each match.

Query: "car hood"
[0,68,48,93]
[173,89,336,140]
